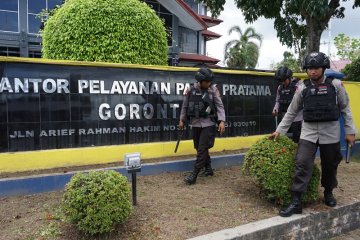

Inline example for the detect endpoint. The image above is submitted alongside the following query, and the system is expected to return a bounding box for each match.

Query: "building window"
[179,27,198,53]
[199,36,206,55]
[0,0,19,32]
[200,5,208,15]
[28,50,41,58]
[184,0,198,13]
[0,46,20,56]
[28,0,63,34]
[29,41,42,58]
[144,0,173,46]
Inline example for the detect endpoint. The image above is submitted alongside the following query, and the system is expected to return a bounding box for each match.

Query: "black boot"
[184,168,201,185]
[324,190,337,207]
[203,164,214,176]
[279,192,302,217]
[199,164,214,177]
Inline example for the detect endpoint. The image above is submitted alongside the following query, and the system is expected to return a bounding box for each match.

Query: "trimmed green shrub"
[42,0,168,65]
[62,170,132,235]
[242,136,320,205]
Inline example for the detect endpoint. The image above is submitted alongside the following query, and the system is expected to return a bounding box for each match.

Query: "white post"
[328,19,332,57]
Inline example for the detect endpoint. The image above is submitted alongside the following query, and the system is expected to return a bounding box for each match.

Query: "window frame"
[179,27,198,54]
[27,0,48,35]
[144,0,174,47]
[27,0,62,35]
[0,0,20,33]
[0,46,21,57]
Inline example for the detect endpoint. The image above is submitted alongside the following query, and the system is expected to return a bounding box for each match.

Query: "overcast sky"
[206,1,360,70]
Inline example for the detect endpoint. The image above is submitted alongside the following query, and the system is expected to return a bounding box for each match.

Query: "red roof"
[330,60,352,72]
[198,15,223,27]
[175,0,207,29]
[179,53,220,64]
[201,29,221,40]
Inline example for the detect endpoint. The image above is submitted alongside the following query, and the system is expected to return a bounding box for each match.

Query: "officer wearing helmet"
[271,52,356,217]
[179,67,226,185]
[273,66,303,143]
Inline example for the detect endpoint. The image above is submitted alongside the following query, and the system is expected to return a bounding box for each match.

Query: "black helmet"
[303,52,330,70]
[195,67,214,82]
[275,66,293,82]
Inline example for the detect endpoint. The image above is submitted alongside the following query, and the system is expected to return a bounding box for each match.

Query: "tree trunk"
[304,0,339,55]
[306,19,326,55]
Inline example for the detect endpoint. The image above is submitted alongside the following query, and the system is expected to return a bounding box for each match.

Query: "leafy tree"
[42,0,168,65]
[342,57,360,81]
[334,33,360,61]
[201,0,360,54]
[271,51,302,72]
[224,26,262,69]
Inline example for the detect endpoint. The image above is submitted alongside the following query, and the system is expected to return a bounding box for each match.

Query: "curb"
[188,202,360,240]
[0,143,358,197]
[0,153,244,197]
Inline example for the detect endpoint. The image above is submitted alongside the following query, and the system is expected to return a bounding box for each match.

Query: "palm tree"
[224,26,263,69]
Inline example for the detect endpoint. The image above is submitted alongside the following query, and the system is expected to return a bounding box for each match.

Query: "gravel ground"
[0,160,359,240]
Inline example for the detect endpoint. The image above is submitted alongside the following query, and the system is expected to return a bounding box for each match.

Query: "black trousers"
[192,126,216,169]
[279,113,302,143]
[288,121,302,143]
[292,139,343,193]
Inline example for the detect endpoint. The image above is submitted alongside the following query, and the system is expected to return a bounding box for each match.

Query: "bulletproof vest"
[187,86,216,120]
[302,77,340,122]
[278,79,298,113]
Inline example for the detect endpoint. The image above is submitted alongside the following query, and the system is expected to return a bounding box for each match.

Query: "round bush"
[42,0,168,65]
[242,136,320,205]
[62,170,132,235]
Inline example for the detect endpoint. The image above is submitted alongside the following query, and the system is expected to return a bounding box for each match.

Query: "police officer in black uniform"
[179,67,226,185]
[271,52,356,217]
[272,66,303,143]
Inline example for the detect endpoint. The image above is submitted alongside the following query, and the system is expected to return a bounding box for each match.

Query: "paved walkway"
[332,228,360,240]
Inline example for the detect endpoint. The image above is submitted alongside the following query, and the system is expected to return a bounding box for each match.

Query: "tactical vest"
[187,85,217,120]
[278,79,299,113]
[302,77,340,122]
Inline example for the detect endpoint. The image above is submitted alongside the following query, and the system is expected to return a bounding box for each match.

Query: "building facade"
[0,0,221,66]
